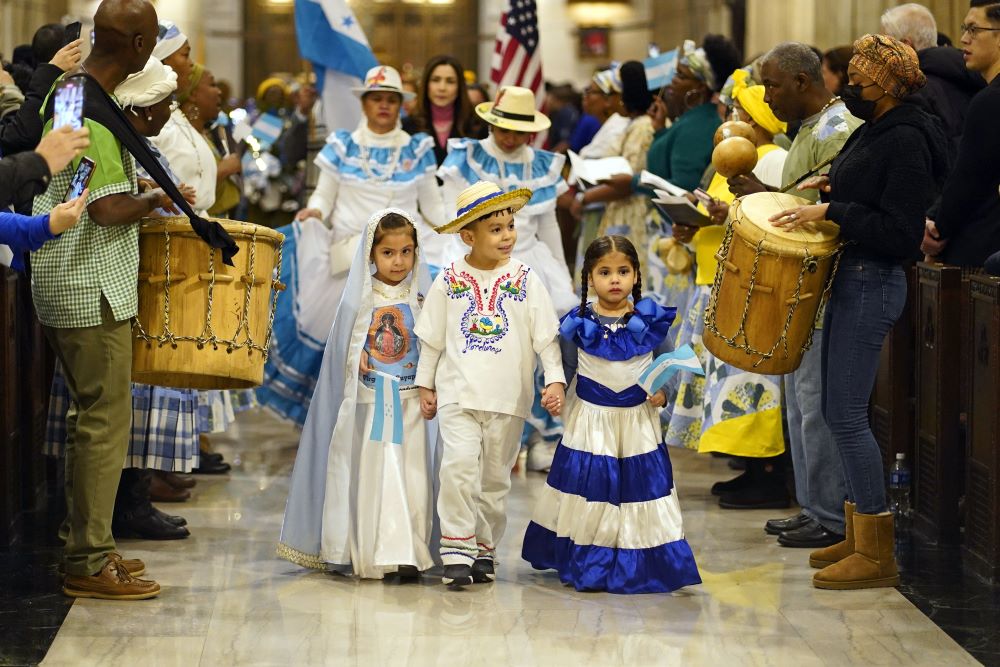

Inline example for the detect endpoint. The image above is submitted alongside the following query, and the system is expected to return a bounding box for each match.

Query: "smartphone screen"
[64,157,95,202]
[52,78,85,131]
[65,21,82,44]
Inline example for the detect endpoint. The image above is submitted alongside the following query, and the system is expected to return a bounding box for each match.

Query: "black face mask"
[840,82,885,121]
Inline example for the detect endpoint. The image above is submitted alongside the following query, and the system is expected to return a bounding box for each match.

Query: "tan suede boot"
[809,501,855,568]
[813,511,899,590]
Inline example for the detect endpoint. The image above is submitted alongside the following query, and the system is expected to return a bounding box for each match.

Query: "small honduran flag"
[638,344,705,395]
[369,371,404,445]
[250,112,285,151]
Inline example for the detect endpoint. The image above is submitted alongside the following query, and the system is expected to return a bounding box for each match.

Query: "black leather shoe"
[711,470,753,496]
[192,459,231,475]
[395,565,420,581]
[765,512,811,536]
[114,508,190,540]
[200,451,225,465]
[718,481,790,510]
[777,521,844,548]
[151,505,188,527]
[442,564,473,587]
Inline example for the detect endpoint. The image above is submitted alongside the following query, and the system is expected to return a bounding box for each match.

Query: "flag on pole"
[490,0,545,112]
[294,0,378,132]
[369,371,404,446]
[638,344,705,395]
[644,48,678,91]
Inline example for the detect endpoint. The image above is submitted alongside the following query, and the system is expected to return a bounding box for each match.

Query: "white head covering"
[115,58,177,111]
[152,20,188,61]
[277,209,439,569]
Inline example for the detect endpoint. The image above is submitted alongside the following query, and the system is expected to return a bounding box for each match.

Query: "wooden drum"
[132,218,285,389]
[704,192,842,375]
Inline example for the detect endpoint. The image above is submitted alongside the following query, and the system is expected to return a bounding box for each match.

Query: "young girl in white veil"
[277,207,438,579]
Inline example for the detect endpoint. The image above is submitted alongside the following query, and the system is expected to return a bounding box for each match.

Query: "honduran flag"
[295,0,378,131]
[638,344,704,395]
[250,112,285,151]
[369,371,404,446]
[644,48,678,91]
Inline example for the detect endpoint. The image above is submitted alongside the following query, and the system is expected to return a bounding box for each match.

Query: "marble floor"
[33,409,984,667]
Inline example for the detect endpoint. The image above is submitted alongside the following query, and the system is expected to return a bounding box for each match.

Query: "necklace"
[359,140,402,183]
[817,95,842,117]
[593,304,629,337]
[176,113,205,182]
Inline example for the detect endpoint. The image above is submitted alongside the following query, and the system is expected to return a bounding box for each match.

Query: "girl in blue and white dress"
[278,208,437,579]
[258,65,448,426]
[522,235,701,594]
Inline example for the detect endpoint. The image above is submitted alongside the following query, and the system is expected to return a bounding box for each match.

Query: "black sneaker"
[471,557,495,583]
[442,564,473,587]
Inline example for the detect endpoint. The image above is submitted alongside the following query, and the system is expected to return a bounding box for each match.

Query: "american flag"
[490,0,543,107]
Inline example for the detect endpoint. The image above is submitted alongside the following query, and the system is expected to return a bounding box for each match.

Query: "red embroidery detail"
[441,534,476,541]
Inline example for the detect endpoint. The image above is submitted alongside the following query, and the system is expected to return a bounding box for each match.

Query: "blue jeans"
[785,330,848,533]
[821,256,907,515]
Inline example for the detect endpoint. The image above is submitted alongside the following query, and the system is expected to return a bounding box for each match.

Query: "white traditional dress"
[277,208,437,577]
[258,123,447,426]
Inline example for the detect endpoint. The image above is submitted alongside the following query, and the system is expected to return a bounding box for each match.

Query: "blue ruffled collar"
[559,298,677,361]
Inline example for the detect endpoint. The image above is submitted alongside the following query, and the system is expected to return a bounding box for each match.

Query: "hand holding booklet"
[568,150,633,186]
[650,189,712,227]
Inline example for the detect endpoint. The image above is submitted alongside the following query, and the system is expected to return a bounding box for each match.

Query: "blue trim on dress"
[559,298,676,361]
[545,442,676,505]
[316,130,436,186]
[522,522,702,594]
[575,375,648,408]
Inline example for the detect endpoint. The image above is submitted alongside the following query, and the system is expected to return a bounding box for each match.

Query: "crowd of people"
[1,0,998,602]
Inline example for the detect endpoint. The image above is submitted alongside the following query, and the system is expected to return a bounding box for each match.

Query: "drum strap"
[46,74,240,266]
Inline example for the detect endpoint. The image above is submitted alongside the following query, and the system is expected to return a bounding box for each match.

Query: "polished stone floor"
[22,410,987,666]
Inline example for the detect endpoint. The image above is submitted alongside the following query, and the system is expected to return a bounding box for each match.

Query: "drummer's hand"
[798,175,831,193]
[177,183,197,206]
[295,207,323,221]
[672,223,698,244]
[770,203,829,230]
[728,173,768,197]
[921,219,947,258]
[419,387,437,420]
[706,198,730,224]
[137,178,156,193]
[359,350,371,375]
[647,389,667,409]
[147,188,180,215]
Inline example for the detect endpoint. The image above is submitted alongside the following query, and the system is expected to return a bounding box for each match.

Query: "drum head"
[735,192,840,246]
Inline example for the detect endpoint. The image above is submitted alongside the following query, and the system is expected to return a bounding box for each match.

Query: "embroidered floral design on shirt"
[444,264,530,353]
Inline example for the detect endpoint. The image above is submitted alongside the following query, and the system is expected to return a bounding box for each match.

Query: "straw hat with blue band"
[474,85,550,133]
[435,181,532,234]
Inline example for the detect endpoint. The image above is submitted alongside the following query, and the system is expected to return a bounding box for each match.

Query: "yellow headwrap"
[178,62,204,106]
[730,69,786,136]
[256,76,290,105]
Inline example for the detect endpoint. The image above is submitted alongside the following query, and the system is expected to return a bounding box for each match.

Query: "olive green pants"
[44,298,132,577]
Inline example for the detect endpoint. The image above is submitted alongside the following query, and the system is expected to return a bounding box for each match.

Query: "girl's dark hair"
[702,34,743,94]
[578,235,642,316]
[371,212,418,255]
[410,55,472,140]
[619,61,652,114]
[822,46,853,93]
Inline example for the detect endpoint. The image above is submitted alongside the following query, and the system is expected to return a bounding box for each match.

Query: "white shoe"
[526,440,556,473]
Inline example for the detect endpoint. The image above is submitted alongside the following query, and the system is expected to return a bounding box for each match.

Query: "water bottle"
[888,453,912,533]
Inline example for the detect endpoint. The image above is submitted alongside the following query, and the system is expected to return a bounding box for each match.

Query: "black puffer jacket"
[825,103,950,262]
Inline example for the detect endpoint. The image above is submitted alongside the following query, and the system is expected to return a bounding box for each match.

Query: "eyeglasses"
[960,23,1000,38]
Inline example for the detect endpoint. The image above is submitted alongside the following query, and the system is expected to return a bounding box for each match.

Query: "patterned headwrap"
[178,62,205,106]
[593,66,622,95]
[679,39,715,91]
[850,33,926,99]
[730,69,786,136]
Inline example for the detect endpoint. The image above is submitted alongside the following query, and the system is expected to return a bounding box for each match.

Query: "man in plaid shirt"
[30,0,178,601]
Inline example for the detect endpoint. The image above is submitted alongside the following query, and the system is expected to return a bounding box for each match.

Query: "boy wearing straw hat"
[414,181,566,587]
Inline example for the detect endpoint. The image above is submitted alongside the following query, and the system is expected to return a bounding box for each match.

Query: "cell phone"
[52,77,85,130]
[64,157,95,202]
[693,188,714,206]
[65,21,82,44]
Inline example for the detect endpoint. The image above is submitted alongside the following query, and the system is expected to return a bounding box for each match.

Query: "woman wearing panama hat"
[256,64,448,427]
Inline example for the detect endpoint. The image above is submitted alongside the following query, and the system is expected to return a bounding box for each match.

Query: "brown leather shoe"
[155,470,197,490]
[813,511,900,590]
[109,551,146,578]
[149,472,191,503]
[63,556,160,600]
[809,501,855,568]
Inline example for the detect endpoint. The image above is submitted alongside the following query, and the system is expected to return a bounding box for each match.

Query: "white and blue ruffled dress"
[522,299,701,594]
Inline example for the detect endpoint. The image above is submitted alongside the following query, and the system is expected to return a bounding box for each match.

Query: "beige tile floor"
[41,409,981,667]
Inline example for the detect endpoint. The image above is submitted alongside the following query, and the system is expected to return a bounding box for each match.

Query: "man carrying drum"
[728,43,861,553]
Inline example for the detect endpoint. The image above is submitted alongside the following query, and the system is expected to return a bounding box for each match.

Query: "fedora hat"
[474,85,550,133]
[436,181,532,234]
[351,65,415,101]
